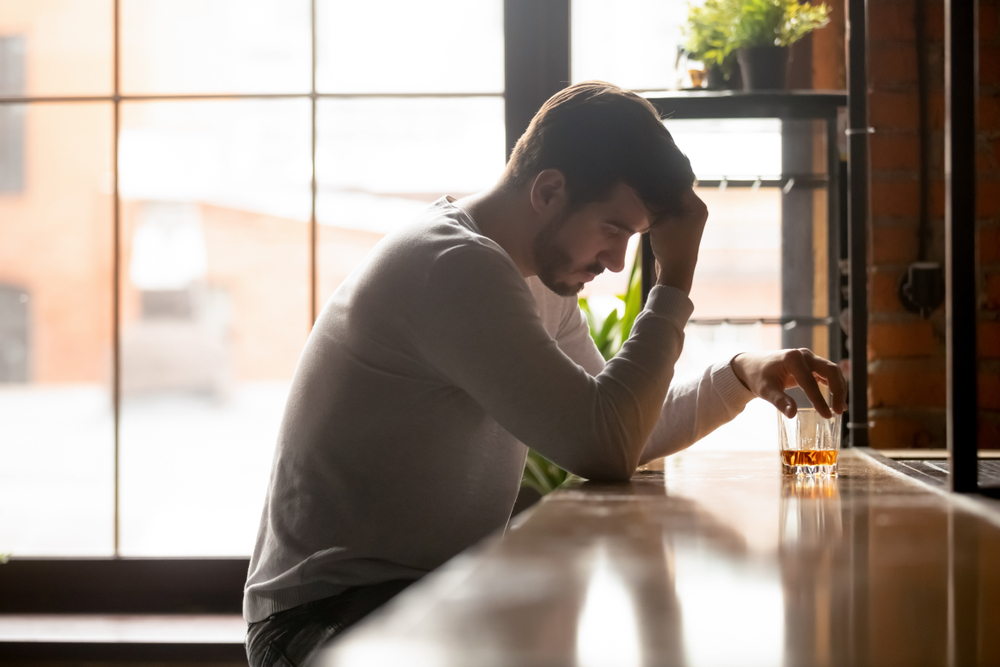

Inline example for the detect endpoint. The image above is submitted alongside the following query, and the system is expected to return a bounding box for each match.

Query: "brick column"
[866,0,1000,449]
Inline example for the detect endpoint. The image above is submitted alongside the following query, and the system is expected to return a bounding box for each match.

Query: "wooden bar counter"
[317,449,1000,666]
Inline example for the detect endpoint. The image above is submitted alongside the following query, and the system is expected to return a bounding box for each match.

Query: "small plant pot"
[706,59,744,90]
[688,68,708,89]
[737,45,789,90]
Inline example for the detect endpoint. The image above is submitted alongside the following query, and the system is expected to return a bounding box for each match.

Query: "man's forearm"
[654,257,697,296]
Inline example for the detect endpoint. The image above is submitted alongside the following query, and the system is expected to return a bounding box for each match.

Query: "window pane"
[585,118,782,321]
[0,0,113,96]
[666,118,783,181]
[572,0,687,90]
[674,323,836,452]
[316,0,503,94]
[675,139,798,454]
[0,103,115,556]
[315,97,505,305]
[118,99,311,555]
[121,0,311,94]
[691,186,782,319]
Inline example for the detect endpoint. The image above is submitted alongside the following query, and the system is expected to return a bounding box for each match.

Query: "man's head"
[501,81,696,296]
[530,176,650,296]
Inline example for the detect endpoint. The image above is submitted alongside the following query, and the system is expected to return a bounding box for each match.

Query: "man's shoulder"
[379,202,514,279]
[336,200,519,313]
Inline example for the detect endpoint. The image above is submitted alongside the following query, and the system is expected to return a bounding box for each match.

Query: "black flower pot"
[705,57,743,90]
[737,45,789,90]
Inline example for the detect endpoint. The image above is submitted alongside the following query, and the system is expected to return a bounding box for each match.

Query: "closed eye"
[603,224,623,238]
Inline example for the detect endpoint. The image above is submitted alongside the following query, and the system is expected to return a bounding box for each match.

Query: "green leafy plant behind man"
[684,0,830,64]
[731,0,829,48]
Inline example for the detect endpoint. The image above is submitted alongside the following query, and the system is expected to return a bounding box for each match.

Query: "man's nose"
[599,240,628,273]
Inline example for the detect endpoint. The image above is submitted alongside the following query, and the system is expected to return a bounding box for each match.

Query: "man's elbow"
[572,454,637,483]
[581,467,636,483]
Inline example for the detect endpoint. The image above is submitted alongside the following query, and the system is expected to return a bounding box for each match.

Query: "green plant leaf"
[596,309,620,360]
[683,0,740,65]
[729,0,830,48]
[521,449,569,496]
[620,254,643,343]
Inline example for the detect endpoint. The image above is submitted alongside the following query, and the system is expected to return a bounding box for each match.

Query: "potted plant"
[682,0,742,90]
[731,0,830,90]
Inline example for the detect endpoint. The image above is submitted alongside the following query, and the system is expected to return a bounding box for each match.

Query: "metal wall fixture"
[898,0,945,320]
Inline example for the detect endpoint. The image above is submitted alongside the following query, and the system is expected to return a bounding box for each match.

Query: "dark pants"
[245,580,414,667]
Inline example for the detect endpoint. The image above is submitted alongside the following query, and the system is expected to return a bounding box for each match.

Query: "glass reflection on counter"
[576,546,642,667]
[778,474,844,666]
[673,548,785,666]
[779,475,843,550]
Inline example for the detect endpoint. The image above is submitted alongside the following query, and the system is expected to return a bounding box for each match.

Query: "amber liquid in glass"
[781,450,838,467]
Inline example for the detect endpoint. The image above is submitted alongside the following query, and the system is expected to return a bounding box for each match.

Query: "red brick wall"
[866,0,1000,449]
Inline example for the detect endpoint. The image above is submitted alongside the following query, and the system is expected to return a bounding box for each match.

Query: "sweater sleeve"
[544,287,757,463]
[413,245,691,481]
[638,360,757,464]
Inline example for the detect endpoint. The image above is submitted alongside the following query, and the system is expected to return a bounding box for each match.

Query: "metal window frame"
[503,0,570,158]
[845,0,870,448]
[945,0,997,496]
[0,35,26,193]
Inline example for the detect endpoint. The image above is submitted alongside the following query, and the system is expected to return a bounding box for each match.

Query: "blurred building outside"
[1,0,795,556]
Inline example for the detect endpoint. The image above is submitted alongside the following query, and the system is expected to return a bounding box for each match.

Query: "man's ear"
[529,169,567,214]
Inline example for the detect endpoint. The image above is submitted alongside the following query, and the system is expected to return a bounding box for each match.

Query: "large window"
[572,0,689,91]
[1,0,832,558]
[0,35,25,192]
[0,0,504,557]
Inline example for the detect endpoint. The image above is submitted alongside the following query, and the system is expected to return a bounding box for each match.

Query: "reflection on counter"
[780,475,842,549]
[674,547,784,666]
[319,451,1000,667]
[576,547,642,667]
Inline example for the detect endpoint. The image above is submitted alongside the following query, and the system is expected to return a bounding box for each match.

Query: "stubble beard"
[532,214,603,297]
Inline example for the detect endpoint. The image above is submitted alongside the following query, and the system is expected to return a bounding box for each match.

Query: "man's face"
[533,182,652,297]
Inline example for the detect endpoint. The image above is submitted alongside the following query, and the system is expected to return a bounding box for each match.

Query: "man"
[244,81,846,666]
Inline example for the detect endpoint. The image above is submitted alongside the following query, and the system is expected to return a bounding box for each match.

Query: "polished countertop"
[317,449,1000,666]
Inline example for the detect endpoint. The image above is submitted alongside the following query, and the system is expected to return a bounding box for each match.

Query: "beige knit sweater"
[243,198,755,623]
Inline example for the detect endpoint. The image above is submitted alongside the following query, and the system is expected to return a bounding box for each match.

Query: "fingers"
[735,350,798,418]
[809,356,848,414]
[761,381,797,419]
[657,189,709,228]
[784,349,833,418]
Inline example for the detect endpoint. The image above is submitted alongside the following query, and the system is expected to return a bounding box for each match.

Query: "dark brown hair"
[502,81,695,216]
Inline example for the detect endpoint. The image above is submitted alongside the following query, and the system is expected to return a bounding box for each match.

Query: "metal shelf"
[637,90,860,444]
[640,89,846,120]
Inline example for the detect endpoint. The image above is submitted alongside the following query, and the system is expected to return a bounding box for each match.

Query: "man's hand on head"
[649,189,708,295]
[730,349,848,419]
